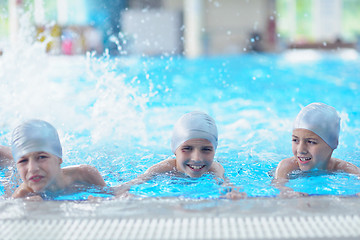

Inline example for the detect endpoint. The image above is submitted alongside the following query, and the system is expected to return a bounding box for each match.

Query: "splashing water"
[1,11,360,199]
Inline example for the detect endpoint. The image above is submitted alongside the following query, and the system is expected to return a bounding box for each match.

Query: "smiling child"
[274,102,360,197]
[114,111,246,199]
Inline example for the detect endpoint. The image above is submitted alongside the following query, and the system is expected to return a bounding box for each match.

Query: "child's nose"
[298,141,308,154]
[191,149,202,161]
[28,159,39,172]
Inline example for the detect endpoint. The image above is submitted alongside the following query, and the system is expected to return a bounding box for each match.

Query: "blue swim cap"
[293,103,340,149]
[171,111,218,153]
[11,119,62,162]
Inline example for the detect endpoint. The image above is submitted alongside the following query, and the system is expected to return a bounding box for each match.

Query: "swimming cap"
[11,119,62,162]
[293,103,340,149]
[171,111,218,153]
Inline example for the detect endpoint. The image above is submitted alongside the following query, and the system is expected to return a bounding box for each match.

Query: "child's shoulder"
[210,161,224,169]
[62,164,94,175]
[330,158,360,175]
[62,164,106,186]
[209,161,225,178]
[0,145,12,156]
[145,158,176,174]
[277,156,298,168]
[275,157,300,179]
[0,146,13,168]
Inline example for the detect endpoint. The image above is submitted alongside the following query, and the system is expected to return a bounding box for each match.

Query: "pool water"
[0,41,360,199]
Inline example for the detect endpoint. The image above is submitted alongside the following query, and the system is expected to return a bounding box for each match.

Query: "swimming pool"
[1,43,360,238]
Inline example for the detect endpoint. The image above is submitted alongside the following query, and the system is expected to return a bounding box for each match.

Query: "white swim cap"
[293,103,340,149]
[11,119,62,162]
[171,111,218,153]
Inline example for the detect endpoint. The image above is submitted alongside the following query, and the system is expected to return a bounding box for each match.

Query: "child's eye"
[39,155,49,160]
[292,138,299,143]
[308,140,317,144]
[182,146,192,151]
[17,159,28,164]
[202,147,213,152]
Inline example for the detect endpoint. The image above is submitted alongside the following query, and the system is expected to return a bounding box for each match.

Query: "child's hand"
[280,190,308,198]
[115,191,135,199]
[87,195,106,202]
[24,195,43,201]
[220,186,247,200]
[224,190,247,200]
[112,184,131,196]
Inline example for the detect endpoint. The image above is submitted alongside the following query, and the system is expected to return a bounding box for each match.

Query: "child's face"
[16,151,62,193]
[292,128,333,171]
[175,138,215,178]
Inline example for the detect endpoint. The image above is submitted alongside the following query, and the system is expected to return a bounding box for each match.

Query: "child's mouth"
[187,164,206,171]
[298,157,311,164]
[29,175,44,182]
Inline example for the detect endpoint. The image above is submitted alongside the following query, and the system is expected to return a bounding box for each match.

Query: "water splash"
[1,8,360,199]
[0,12,158,156]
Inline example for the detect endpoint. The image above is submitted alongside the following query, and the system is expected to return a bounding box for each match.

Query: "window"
[276,0,360,43]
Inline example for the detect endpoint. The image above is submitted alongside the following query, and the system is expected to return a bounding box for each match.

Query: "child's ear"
[59,158,63,165]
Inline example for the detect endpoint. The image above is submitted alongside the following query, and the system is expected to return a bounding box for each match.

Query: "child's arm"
[273,157,308,197]
[210,162,247,199]
[12,183,38,199]
[220,181,247,200]
[113,158,176,197]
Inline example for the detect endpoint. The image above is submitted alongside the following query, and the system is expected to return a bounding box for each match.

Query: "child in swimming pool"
[11,119,107,199]
[0,145,17,197]
[274,102,360,197]
[0,145,13,168]
[114,111,246,199]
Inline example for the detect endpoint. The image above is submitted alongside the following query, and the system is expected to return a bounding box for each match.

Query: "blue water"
[1,48,360,199]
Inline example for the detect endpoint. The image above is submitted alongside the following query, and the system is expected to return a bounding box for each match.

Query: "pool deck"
[0,195,360,239]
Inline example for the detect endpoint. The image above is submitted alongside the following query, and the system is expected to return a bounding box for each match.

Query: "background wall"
[1,0,360,57]
[122,0,276,56]
[203,0,275,55]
